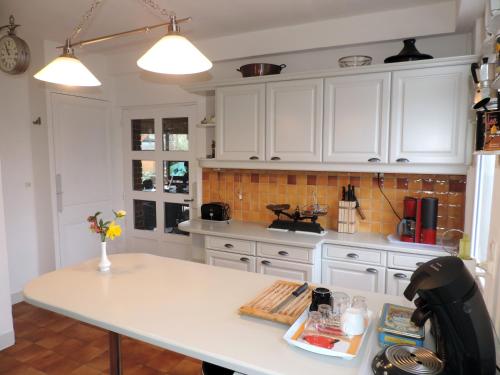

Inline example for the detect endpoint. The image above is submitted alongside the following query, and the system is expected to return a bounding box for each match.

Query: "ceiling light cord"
[140,0,176,19]
[69,0,103,42]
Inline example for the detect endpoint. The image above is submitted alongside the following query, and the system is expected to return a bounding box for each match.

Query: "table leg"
[109,331,122,375]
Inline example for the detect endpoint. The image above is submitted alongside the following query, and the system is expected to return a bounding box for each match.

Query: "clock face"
[0,35,30,74]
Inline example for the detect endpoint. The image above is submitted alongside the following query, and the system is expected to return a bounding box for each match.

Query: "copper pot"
[237,63,286,77]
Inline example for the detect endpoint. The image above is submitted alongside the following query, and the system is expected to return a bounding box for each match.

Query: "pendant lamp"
[137,16,212,74]
[34,40,101,86]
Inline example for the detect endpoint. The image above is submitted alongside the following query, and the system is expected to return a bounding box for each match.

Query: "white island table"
[24,253,410,375]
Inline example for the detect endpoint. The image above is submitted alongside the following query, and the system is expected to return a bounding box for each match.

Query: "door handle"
[347,253,359,259]
[394,273,408,279]
[271,156,281,161]
[240,257,250,262]
[366,268,378,274]
[278,251,289,256]
[368,157,381,163]
[55,174,63,213]
[249,156,259,160]
[224,243,234,249]
[396,158,410,163]
[261,260,271,265]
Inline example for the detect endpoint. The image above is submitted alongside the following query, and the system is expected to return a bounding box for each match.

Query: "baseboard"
[10,291,23,305]
[0,330,14,350]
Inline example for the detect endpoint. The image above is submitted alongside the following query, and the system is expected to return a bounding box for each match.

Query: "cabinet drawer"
[205,236,256,255]
[386,269,413,297]
[321,260,385,293]
[206,250,256,273]
[388,252,435,271]
[257,242,313,264]
[322,244,386,266]
[256,257,314,282]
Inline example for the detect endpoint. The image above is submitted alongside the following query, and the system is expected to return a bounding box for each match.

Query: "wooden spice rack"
[238,280,313,325]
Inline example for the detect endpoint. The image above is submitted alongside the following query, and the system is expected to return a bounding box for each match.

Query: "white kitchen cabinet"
[216,84,266,161]
[386,269,413,297]
[206,250,256,273]
[321,260,385,293]
[390,65,469,164]
[323,73,390,163]
[266,79,323,162]
[256,257,314,282]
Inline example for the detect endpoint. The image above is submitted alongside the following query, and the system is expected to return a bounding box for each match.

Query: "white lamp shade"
[137,34,212,74]
[34,55,101,86]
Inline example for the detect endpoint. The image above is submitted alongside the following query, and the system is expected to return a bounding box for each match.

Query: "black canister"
[310,287,332,311]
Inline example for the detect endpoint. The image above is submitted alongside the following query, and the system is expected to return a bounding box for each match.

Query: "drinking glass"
[305,311,322,335]
[351,295,368,316]
[331,292,350,325]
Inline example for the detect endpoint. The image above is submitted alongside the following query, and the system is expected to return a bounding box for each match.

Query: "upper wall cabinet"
[216,84,266,161]
[390,66,469,164]
[266,79,323,162]
[323,73,390,163]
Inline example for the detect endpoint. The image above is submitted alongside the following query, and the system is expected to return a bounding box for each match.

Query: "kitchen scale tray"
[238,280,313,325]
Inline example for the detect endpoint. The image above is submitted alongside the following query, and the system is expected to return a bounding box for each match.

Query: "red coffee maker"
[398,197,438,244]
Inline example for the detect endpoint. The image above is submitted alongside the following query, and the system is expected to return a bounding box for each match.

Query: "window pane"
[165,203,189,236]
[163,161,189,194]
[132,119,155,151]
[132,160,156,191]
[133,199,156,230]
[162,117,189,151]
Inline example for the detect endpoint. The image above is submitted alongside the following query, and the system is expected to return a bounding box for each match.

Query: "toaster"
[201,202,231,221]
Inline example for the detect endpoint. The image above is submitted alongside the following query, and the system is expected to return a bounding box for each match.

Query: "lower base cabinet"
[256,257,314,282]
[386,269,413,297]
[321,260,385,293]
[206,250,256,272]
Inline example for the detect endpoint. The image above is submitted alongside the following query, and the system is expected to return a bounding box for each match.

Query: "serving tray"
[283,309,373,359]
[238,280,313,325]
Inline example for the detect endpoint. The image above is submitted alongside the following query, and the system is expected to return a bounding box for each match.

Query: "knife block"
[338,201,357,233]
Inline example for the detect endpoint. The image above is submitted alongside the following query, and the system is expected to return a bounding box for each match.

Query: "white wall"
[0,164,14,349]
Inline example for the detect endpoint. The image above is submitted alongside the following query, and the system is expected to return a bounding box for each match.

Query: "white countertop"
[24,253,410,375]
[180,219,449,257]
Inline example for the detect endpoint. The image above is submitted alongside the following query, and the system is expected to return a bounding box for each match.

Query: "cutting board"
[238,280,313,325]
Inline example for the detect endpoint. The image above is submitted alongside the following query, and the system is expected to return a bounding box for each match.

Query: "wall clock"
[0,15,30,74]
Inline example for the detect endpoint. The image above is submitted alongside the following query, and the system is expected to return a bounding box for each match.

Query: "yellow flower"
[115,210,126,218]
[106,222,122,240]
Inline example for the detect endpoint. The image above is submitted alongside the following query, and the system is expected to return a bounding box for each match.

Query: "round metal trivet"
[385,345,444,374]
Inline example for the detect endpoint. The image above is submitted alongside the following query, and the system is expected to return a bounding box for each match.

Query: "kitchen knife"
[352,187,366,220]
[271,282,309,314]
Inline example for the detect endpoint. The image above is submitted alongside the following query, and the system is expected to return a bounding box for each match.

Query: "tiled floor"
[0,302,202,374]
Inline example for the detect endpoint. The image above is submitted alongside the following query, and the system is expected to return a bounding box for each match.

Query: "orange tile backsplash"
[202,169,466,237]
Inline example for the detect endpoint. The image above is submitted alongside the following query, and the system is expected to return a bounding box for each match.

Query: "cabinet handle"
[347,253,359,259]
[271,156,281,161]
[240,257,250,262]
[416,262,424,267]
[249,156,259,160]
[366,268,378,274]
[394,273,408,279]
[224,243,234,249]
[183,198,194,202]
[261,260,271,266]
[368,157,381,163]
[396,158,410,163]
[278,251,289,256]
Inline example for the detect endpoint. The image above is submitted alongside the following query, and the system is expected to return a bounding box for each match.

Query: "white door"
[206,250,256,272]
[256,257,313,281]
[266,79,323,162]
[390,65,469,164]
[323,73,390,163]
[51,94,113,268]
[321,260,385,293]
[386,269,413,297]
[216,84,266,161]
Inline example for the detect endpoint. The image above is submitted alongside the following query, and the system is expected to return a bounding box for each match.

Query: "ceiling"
[2,0,456,44]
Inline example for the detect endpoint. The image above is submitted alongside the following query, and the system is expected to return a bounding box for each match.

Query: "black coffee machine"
[404,256,496,374]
